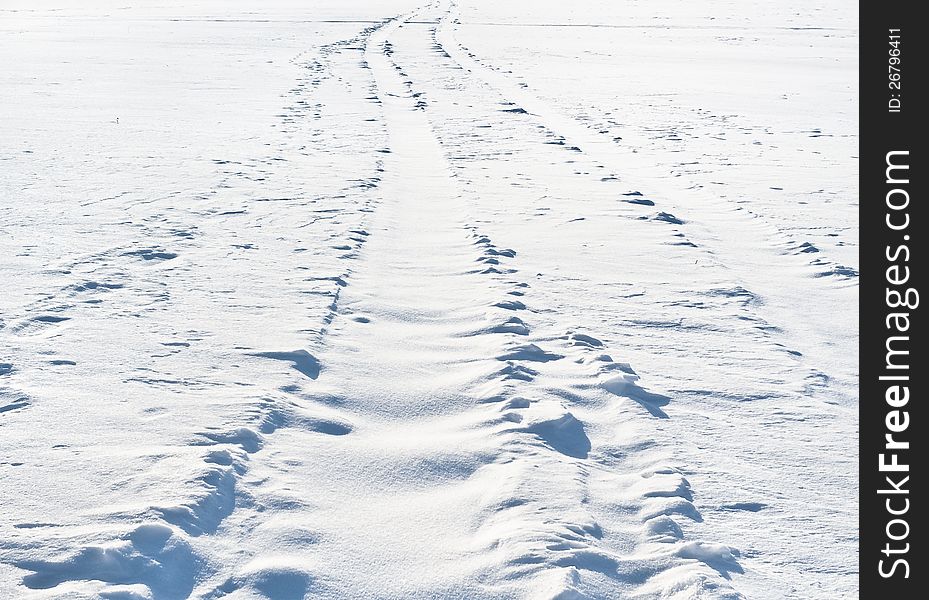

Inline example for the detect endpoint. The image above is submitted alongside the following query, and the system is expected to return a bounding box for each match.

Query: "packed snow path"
[1,1,857,598]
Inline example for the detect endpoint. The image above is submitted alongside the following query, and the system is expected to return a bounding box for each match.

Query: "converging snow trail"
[178,12,741,597]
[1,1,857,599]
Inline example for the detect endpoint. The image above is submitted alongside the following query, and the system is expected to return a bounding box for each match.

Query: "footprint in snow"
[196,427,263,453]
[494,363,538,382]
[248,349,320,380]
[497,343,562,362]
[7,314,71,337]
[494,299,526,311]
[519,411,591,459]
[601,373,671,418]
[1,398,30,414]
[720,502,768,512]
[652,212,685,225]
[485,316,529,336]
[122,248,178,261]
[565,332,603,348]
[796,241,819,253]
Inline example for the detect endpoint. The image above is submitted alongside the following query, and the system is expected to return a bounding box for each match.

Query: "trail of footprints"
[454,224,741,596]
[3,21,389,598]
[127,25,390,588]
[378,6,741,594]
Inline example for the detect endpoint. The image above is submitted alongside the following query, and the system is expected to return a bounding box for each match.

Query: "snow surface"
[1,0,857,598]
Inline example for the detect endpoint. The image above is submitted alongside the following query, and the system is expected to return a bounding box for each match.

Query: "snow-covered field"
[1,1,857,598]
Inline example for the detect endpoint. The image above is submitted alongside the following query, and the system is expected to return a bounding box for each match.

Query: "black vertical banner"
[861,1,925,597]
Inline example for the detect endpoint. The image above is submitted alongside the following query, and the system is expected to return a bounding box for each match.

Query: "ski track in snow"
[1,1,856,598]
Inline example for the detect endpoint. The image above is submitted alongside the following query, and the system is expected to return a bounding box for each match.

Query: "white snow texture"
[1,0,857,599]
